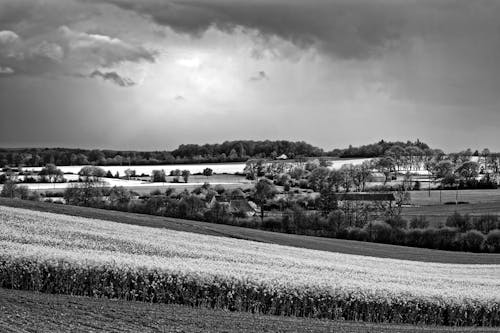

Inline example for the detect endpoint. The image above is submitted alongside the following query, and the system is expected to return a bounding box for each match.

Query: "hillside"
[1,198,499,264]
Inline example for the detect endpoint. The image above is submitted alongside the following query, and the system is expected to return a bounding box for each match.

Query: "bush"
[457,230,485,252]
[405,228,424,247]
[409,216,429,229]
[347,227,368,241]
[28,191,41,201]
[434,227,458,250]
[385,216,408,229]
[446,212,472,232]
[472,215,499,234]
[261,217,282,231]
[485,229,500,252]
[365,221,393,243]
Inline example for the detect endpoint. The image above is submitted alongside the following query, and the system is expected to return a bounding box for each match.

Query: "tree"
[38,164,64,183]
[78,166,106,183]
[1,180,18,199]
[252,179,277,222]
[108,186,131,210]
[152,169,167,183]
[124,169,136,180]
[339,164,354,192]
[203,168,213,179]
[181,170,191,183]
[374,156,394,185]
[455,161,479,183]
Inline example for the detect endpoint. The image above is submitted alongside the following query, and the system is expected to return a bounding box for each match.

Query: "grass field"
[1,206,499,326]
[400,189,500,226]
[1,198,499,264]
[1,288,497,333]
[410,189,500,206]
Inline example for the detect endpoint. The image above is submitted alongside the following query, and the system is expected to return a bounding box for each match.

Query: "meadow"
[1,206,499,326]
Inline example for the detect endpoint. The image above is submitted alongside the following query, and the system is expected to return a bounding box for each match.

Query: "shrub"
[434,227,458,250]
[405,228,424,247]
[365,221,393,243]
[472,215,499,234]
[385,216,408,229]
[261,217,282,231]
[485,229,500,252]
[409,216,429,229]
[346,227,368,241]
[446,212,472,232]
[457,230,485,252]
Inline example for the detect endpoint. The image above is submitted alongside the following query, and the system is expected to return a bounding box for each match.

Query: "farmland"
[2,197,499,264]
[1,206,499,326]
[402,189,500,226]
[1,288,497,333]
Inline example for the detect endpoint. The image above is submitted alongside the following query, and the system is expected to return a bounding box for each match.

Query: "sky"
[1,0,500,152]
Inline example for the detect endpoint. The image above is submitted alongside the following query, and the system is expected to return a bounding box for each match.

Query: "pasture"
[403,189,500,226]
[1,206,499,326]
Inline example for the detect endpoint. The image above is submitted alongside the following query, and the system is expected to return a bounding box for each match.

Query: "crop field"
[1,206,499,326]
[2,288,498,333]
[2,198,499,264]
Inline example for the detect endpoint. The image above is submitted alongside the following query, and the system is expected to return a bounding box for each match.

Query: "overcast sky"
[1,0,500,152]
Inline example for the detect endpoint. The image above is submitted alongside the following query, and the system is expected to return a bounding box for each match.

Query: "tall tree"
[252,179,276,222]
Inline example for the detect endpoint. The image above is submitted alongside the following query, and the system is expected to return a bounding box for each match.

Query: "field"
[409,189,500,206]
[1,206,499,327]
[403,189,500,226]
[1,198,499,264]
[19,174,254,194]
[2,288,498,333]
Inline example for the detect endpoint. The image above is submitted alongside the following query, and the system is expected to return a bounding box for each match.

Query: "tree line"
[0,139,469,167]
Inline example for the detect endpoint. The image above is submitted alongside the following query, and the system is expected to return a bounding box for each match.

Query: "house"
[369,172,386,183]
[276,154,288,160]
[229,199,257,217]
[207,195,257,217]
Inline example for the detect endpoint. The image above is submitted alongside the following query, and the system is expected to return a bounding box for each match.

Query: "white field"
[21,158,372,176]
[1,206,499,305]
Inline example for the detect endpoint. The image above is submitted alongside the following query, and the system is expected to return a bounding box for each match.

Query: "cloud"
[0,25,155,82]
[174,95,185,101]
[59,26,155,67]
[0,66,14,74]
[84,0,407,59]
[89,70,135,86]
[0,30,19,44]
[249,71,268,82]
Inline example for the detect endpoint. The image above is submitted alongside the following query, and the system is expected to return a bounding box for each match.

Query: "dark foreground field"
[1,198,499,264]
[0,288,496,333]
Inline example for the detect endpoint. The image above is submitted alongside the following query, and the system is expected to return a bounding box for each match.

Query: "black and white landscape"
[1,1,500,332]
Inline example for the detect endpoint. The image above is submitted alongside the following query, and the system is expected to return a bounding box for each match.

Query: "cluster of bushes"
[260,211,500,253]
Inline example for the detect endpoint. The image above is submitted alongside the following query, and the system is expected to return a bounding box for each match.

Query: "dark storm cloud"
[89,70,135,87]
[82,0,408,59]
[0,1,155,82]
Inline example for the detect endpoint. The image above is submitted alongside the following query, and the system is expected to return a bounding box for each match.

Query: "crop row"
[1,255,499,326]
[1,206,499,326]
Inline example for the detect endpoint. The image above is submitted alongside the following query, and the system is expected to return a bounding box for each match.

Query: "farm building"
[276,154,288,160]
[369,172,386,182]
[334,193,395,202]
[208,195,257,217]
